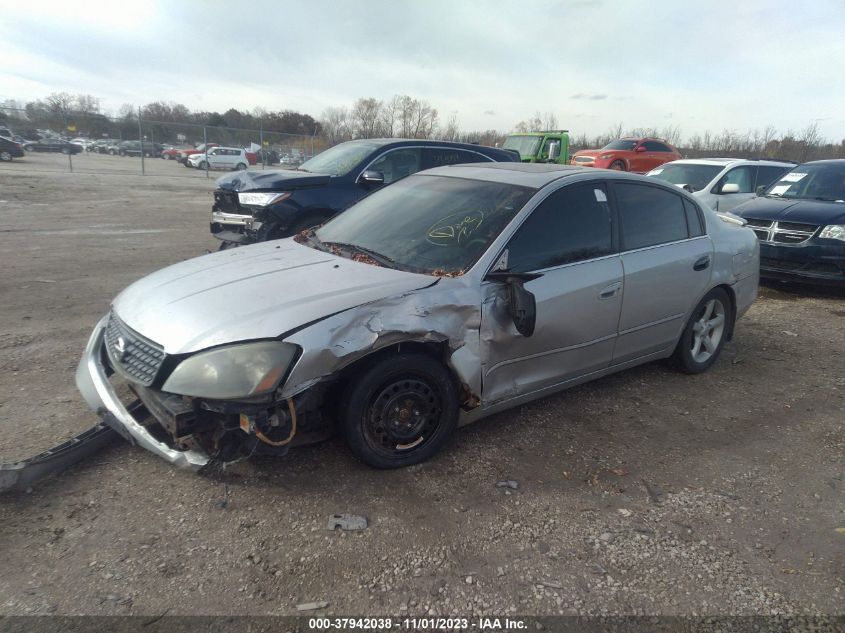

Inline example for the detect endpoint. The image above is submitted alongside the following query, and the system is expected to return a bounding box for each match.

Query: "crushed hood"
[216,169,331,192]
[113,240,435,354]
[734,197,845,225]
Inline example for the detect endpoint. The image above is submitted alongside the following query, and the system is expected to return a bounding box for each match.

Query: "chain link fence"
[0,107,326,178]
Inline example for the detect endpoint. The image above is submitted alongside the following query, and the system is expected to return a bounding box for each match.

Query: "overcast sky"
[2,0,844,141]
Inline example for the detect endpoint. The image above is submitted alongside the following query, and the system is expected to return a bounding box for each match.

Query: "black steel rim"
[364,377,442,456]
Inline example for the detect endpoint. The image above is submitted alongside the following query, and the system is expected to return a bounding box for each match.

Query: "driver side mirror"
[635,146,647,152]
[486,270,542,337]
[721,183,741,194]
[359,170,385,186]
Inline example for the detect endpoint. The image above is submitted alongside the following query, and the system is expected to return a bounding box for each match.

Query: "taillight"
[15,143,21,149]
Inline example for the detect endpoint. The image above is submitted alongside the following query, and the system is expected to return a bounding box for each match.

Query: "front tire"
[198,161,208,170]
[341,353,459,469]
[609,160,626,171]
[236,162,247,170]
[672,288,732,374]
[0,151,11,162]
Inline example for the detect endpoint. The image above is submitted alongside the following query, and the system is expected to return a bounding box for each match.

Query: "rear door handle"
[599,281,622,299]
[693,255,711,271]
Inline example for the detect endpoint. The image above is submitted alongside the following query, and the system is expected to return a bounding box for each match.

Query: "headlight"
[819,224,845,241]
[237,192,291,206]
[162,341,298,399]
[599,153,612,160]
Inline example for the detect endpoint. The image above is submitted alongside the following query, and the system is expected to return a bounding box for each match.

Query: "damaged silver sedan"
[76,164,759,470]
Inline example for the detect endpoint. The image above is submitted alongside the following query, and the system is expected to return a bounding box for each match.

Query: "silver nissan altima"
[77,164,759,470]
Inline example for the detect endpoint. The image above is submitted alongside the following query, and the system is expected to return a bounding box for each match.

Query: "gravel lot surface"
[0,153,843,617]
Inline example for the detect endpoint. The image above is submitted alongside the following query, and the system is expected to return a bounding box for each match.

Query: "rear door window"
[421,147,489,169]
[614,183,690,250]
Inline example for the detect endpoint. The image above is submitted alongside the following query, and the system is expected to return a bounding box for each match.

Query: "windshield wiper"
[323,241,397,268]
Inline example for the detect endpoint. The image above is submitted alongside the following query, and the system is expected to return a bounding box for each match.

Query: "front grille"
[744,218,818,244]
[104,313,165,386]
[574,156,594,163]
[213,190,242,213]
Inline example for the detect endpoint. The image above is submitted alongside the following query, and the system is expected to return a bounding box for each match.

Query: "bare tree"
[441,112,460,141]
[44,92,76,127]
[319,106,352,145]
[75,94,101,116]
[350,98,382,138]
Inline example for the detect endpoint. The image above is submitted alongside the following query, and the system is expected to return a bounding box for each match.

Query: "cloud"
[1,0,844,139]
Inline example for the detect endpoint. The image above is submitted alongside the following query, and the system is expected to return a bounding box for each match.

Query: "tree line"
[2,92,843,162]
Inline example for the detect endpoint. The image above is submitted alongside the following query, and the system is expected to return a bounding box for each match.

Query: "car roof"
[420,162,611,188]
[660,157,796,167]
[340,137,513,155]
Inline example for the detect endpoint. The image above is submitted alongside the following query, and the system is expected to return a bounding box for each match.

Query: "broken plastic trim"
[0,420,120,493]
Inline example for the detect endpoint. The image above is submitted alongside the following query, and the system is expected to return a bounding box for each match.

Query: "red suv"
[571,137,682,173]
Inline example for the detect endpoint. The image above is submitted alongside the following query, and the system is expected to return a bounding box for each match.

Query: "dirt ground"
[0,152,843,617]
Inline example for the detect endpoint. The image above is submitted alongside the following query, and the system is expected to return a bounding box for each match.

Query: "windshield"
[502,136,542,159]
[309,175,535,275]
[298,141,381,176]
[602,140,638,151]
[647,163,723,192]
[765,163,845,202]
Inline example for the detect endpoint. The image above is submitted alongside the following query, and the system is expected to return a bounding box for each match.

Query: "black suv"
[210,138,519,248]
[117,140,162,157]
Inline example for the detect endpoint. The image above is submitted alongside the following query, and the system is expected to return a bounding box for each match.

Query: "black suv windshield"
[602,140,638,151]
[766,163,845,201]
[648,163,723,192]
[502,136,541,158]
[311,175,535,275]
[298,142,381,176]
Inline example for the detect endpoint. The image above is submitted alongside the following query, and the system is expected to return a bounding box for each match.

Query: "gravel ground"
[0,153,843,617]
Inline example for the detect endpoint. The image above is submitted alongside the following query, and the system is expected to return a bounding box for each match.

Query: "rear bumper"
[759,241,845,285]
[74,317,210,470]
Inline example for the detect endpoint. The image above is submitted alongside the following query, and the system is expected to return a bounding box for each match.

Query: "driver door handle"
[599,281,622,299]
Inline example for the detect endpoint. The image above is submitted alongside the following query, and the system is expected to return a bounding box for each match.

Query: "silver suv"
[646,158,794,213]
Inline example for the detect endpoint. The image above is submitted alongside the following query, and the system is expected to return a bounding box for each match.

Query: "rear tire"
[672,287,732,374]
[61,147,70,155]
[199,161,208,170]
[340,353,459,469]
[609,160,625,171]
[236,162,247,170]
[0,151,11,162]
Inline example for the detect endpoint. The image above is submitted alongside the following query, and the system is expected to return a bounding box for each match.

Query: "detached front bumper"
[74,317,210,470]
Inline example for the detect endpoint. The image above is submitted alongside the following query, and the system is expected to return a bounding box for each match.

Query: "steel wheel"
[690,298,726,363]
[341,353,459,468]
[364,378,443,456]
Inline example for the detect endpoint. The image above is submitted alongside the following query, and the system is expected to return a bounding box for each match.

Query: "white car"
[188,146,249,171]
[646,158,794,213]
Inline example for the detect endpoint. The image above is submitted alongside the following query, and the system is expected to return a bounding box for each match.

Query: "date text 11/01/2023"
[308,617,528,630]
